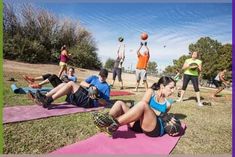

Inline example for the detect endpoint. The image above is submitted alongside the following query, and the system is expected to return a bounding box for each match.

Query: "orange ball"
[141,32,148,40]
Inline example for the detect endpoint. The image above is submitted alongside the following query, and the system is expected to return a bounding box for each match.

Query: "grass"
[3,70,232,154]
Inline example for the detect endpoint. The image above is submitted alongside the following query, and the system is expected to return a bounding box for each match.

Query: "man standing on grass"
[135,42,150,92]
[111,37,125,90]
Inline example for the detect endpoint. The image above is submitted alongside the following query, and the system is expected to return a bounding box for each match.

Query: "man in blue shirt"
[30,69,110,109]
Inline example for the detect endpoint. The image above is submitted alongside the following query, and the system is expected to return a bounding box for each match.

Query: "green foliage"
[3,3,102,69]
[164,37,232,80]
[104,58,115,70]
[147,61,158,73]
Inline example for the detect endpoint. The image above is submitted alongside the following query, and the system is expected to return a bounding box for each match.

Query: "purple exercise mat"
[3,103,104,124]
[52,124,186,155]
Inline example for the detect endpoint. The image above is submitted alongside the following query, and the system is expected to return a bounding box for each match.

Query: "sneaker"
[144,42,147,46]
[91,112,119,136]
[23,75,34,84]
[120,87,124,90]
[29,83,42,89]
[197,102,204,107]
[35,91,51,108]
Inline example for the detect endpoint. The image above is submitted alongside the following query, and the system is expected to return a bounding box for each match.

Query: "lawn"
[3,61,232,154]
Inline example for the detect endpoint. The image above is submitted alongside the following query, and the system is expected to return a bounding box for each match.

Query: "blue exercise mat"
[11,84,52,94]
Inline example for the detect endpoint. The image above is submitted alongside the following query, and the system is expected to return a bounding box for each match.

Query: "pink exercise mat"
[110,91,134,96]
[3,103,104,124]
[52,124,186,155]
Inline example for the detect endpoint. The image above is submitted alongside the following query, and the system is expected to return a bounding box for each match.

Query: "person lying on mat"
[23,67,77,88]
[92,76,182,137]
[29,68,110,109]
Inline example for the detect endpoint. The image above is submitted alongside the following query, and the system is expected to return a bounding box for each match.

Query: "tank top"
[60,54,69,63]
[149,95,169,113]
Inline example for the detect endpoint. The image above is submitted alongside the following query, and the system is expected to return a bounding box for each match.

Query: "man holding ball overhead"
[135,32,150,92]
[111,37,125,89]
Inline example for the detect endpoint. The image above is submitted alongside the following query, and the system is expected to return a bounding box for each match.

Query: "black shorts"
[112,68,122,81]
[42,74,62,87]
[213,80,225,88]
[65,86,94,108]
[129,119,161,137]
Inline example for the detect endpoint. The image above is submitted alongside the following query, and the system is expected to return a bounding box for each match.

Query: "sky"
[5,0,232,72]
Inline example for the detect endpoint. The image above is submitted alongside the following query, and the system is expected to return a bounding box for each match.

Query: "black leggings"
[182,74,200,92]
[42,74,63,88]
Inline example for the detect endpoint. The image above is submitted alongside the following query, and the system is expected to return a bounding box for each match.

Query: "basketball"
[141,32,148,40]
[118,37,124,42]
[164,115,182,136]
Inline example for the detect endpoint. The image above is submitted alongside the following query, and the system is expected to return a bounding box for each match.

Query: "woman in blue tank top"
[101,76,177,137]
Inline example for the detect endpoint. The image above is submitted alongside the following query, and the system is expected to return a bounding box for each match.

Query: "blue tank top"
[149,95,168,113]
[149,94,170,136]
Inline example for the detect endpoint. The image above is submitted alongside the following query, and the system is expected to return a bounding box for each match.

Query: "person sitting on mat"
[30,69,110,109]
[23,67,77,88]
[92,76,182,137]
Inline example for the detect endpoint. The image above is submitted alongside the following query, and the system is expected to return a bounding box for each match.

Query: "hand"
[88,86,98,99]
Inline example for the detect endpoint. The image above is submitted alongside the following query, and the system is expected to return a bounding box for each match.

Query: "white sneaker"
[198,102,204,107]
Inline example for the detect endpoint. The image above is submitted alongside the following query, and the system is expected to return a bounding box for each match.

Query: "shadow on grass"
[174,113,187,120]
[183,96,205,102]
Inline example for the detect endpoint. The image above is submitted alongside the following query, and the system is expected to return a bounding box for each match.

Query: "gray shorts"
[136,69,147,82]
[113,68,122,81]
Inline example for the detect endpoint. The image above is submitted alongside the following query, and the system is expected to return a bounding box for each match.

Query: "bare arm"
[137,45,143,56]
[146,45,150,57]
[182,62,190,70]
[141,89,153,104]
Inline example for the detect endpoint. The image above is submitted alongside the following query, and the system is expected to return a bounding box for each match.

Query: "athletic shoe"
[144,42,147,46]
[35,91,51,108]
[29,83,42,89]
[91,112,119,136]
[197,102,204,107]
[23,75,34,84]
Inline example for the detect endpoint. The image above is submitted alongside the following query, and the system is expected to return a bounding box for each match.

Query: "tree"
[104,58,115,70]
[3,3,102,69]
[148,61,158,74]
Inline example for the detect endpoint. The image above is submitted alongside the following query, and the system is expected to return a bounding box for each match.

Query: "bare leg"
[45,83,67,97]
[109,101,130,118]
[58,66,66,78]
[177,90,185,102]
[119,81,124,89]
[196,92,201,103]
[38,79,50,86]
[116,101,157,132]
[50,81,79,100]
[135,81,140,91]
[33,76,44,81]
[212,87,225,97]
[143,80,148,91]
[111,80,115,87]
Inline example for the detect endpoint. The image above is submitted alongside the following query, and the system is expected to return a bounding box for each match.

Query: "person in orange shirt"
[135,42,150,92]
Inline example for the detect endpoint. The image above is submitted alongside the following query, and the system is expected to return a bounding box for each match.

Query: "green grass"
[3,71,232,154]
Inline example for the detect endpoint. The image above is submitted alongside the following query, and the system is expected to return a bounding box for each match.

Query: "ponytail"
[151,76,175,90]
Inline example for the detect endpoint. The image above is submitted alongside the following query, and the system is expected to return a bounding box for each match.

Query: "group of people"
[22,39,229,138]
